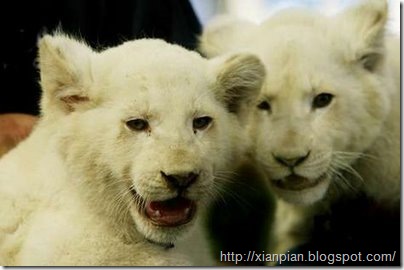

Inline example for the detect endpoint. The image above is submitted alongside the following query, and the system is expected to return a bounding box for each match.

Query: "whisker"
[328,164,357,192]
[332,154,364,183]
[211,180,255,210]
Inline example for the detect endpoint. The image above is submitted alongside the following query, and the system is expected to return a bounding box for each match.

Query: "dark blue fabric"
[0,0,201,115]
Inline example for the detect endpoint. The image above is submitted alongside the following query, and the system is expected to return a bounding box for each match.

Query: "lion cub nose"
[161,171,199,189]
[273,151,310,168]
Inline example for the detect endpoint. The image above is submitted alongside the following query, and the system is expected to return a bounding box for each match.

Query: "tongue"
[145,197,195,227]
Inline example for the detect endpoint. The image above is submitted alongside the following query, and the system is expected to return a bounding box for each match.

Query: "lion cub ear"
[338,0,388,72]
[210,53,265,115]
[198,15,257,58]
[38,34,95,116]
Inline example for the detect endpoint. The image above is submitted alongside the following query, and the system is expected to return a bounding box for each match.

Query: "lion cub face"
[38,35,265,244]
[199,0,392,205]
[247,1,391,204]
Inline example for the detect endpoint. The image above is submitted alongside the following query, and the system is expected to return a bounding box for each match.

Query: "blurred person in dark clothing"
[0,0,201,116]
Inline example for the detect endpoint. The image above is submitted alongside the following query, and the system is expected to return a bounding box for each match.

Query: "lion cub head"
[200,0,392,205]
[38,35,265,245]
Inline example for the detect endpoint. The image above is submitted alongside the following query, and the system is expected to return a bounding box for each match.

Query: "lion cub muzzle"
[130,171,200,227]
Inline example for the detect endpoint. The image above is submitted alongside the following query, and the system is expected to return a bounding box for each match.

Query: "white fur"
[200,0,399,254]
[0,35,265,265]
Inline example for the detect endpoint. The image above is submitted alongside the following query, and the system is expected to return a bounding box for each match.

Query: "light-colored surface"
[191,0,400,35]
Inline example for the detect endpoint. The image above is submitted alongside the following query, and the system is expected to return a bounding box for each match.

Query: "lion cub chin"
[200,0,400,256]
[0,34,265,266]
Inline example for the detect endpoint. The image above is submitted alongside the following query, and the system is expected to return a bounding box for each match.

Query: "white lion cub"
[200,0,399,254]
[0,34,265,265]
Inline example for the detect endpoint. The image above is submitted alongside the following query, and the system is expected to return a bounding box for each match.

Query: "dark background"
[0,0,201,115]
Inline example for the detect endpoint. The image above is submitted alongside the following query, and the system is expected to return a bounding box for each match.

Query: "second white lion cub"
[0,34,265,265]
[200,0,400,256]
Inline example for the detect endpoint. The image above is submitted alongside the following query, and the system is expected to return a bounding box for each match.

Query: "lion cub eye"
[193,116,212,131]
[257,100,271,111]
[126,118,149,131]
[312,93,334,109]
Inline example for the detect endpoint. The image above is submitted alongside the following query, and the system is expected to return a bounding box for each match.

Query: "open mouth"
[272,173,327,191]
[131,189,196,227]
